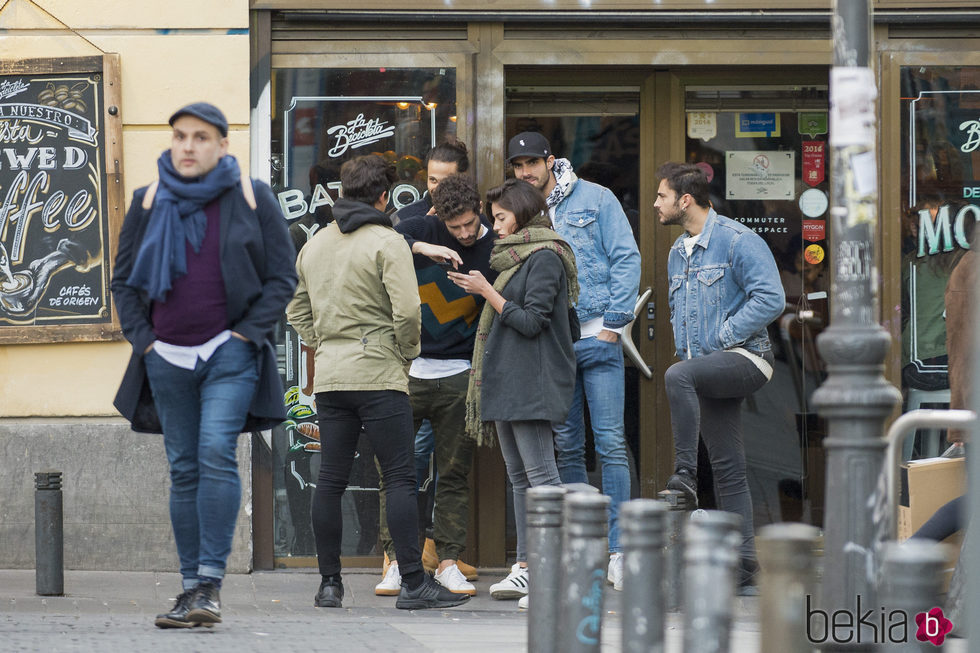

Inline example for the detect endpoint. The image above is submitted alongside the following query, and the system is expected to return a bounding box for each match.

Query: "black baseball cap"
[507,132,551,162]
[169,102,228,137]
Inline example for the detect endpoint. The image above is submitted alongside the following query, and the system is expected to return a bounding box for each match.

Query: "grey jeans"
[495,420,562,562]
[664,349,772,560]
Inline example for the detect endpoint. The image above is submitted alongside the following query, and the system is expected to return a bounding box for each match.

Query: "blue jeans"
[415,419,434,488]
[553,336,631,552]
[143,337,259,589]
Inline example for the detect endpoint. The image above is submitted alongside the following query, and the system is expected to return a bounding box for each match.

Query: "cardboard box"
[898,457,965,541]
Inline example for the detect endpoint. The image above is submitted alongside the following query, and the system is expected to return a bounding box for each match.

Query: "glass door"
[682,82,830,527]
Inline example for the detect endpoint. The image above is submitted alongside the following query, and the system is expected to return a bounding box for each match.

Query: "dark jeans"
[143,337,259,590]
[664,350,772,560]
[313,390,422,578]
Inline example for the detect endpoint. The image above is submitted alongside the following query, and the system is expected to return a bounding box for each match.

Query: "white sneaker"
[434,563,477,596]
[489,563,529,599]
[608,552,623,591]
[517,595,529,610]
[375,561,401,596]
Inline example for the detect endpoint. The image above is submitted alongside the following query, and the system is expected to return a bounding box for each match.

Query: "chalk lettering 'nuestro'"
[326,113,396,158]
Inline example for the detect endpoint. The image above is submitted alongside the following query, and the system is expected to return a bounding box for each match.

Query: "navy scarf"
[127,152,240,301]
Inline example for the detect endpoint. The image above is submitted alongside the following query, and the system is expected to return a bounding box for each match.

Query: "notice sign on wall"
[0,56,123,343]
[726,150,795,200]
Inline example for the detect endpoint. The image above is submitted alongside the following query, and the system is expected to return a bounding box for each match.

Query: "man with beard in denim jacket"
[507,131,640,593]
[656,161,784,596]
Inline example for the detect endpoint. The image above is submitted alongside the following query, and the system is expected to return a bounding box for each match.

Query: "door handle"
[623,287,653,379]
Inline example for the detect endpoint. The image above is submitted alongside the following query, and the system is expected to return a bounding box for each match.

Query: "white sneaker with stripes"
[489,563,529,600]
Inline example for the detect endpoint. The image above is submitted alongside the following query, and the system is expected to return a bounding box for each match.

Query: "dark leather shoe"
[154,589,197,629]
[666,469,699,508]
[314,579,344,608]
[396,574,470,610]
[185,581,222,624]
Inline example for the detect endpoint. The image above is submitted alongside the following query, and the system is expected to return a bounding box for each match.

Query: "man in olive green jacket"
[286,154,468,611]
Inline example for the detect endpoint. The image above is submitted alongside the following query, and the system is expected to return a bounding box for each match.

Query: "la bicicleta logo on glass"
[806,596,953,646]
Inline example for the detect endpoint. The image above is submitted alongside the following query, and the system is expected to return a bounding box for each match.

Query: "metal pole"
[879,540,949,652]
[682,509,741,653]
[658,489,692,612]
[558,492,610,653]
[757,523,821,653]
[35,470,64,596]
[527,485,566,653]
[620,499,668,653]
[812,2,901,645]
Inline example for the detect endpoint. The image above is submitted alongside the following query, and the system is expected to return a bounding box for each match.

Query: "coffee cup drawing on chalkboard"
[0,239,88,316]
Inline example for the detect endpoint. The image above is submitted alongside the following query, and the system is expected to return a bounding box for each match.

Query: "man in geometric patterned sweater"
[375,173,496,596]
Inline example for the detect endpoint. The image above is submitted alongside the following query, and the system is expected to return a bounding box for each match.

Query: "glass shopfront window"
[269,67,457,563]
[899,66,980,459]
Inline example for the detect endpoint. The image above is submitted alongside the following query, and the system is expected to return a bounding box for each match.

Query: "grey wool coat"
[479,249,577,424]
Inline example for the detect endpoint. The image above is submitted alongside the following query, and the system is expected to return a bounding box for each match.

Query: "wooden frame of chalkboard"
[0,55,124,344]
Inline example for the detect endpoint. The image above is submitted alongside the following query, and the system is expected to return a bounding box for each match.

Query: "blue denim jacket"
[551,178,641,328]
[667,209,785,359]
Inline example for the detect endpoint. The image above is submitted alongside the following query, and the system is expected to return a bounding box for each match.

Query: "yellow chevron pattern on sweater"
[418,282,478,326]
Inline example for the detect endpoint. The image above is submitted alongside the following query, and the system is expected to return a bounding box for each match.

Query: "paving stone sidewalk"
[0,568,768,652]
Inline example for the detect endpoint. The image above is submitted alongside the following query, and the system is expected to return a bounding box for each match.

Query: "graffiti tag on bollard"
[575,569,605,645]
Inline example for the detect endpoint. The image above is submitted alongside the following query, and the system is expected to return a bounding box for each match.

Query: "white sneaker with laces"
[375,561,401,596]
[489,563,529,600]
[434,563,477,596]
[608,552,623,591]
[517,595,528,610]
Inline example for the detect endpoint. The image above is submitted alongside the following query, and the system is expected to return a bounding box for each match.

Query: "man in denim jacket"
[508,132,641,591]
[656,161,784,595]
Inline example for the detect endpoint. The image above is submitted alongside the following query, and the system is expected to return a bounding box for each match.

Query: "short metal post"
[683,510,741,653]
[621,499,668,653]
[35,470,64,596]
[757,523,821,653]
[658,489,693,611]
[527,485,566,653]
[880,540,950,652]
[558,492,610,653]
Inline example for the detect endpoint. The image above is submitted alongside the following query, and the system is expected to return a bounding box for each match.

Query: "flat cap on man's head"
[507,131,551,162]
[169,102,228,137]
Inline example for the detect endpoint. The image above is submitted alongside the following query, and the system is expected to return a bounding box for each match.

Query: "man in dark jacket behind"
[111,103,297,629]
[286,154,468,611]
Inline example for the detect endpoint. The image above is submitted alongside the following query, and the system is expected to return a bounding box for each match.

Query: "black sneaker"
[154,589,200,629]
[666,469,698,508]
[314,579,344,608]
[396,574,470,610]
[185,581,222,625]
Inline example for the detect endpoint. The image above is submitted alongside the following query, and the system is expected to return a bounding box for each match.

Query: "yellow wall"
[0,0,251,417]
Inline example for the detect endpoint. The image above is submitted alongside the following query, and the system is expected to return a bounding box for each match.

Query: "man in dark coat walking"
[111,102,297,629]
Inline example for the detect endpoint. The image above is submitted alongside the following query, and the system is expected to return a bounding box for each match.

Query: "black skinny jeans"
[312,390,422,578]
[664,349,772,561]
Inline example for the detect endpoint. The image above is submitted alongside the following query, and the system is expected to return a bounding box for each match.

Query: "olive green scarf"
[464,213,579,447]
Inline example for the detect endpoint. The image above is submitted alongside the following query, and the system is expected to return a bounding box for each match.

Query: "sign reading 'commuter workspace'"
[0,61,121,342]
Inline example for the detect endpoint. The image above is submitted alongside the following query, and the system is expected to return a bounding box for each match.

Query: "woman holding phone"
[447,177,577,602]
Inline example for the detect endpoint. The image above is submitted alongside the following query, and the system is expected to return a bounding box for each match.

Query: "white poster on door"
[725,151,795,200]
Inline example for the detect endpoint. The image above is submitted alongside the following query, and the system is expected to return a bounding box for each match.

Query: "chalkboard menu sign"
[0,56,123,343]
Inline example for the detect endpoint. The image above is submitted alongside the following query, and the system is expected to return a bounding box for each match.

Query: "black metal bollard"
[35,470,64,596]
[880,540,950,652]
[527,485,566,653]
[621,499,669,653]
[558,492,610,653]
[757,523,821,653]
[658,488,693,611]
[683,509,741,653]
